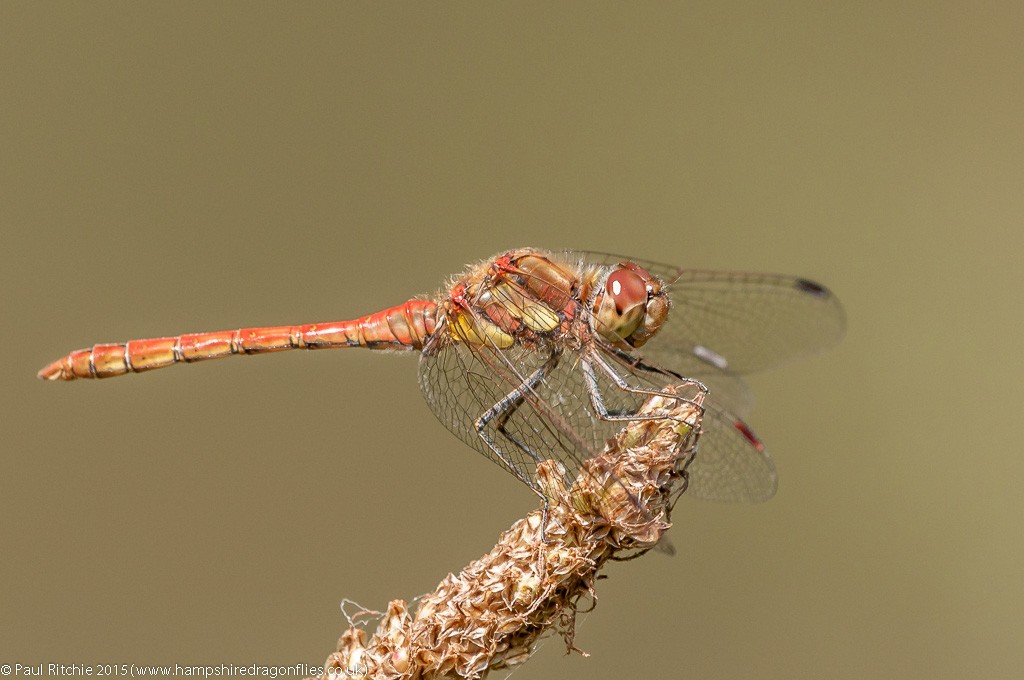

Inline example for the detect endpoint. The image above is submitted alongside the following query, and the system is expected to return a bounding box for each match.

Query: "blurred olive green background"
[3,2,1022,678]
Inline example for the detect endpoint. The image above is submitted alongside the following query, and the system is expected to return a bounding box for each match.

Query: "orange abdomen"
[37,300,438,381]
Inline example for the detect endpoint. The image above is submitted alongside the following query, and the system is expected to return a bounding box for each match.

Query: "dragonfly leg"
[602,341,755,419]
[494,356,565,464]
[475,349,562,544]
[603,344,686,381]
[474,349,562,486]
[581,348,706,424]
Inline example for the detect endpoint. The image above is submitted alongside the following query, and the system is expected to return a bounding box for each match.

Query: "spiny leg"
[579,349,706,523]
[474,348,562,475]
[474,348,562,539]
[570,350,683,525]
[582,347,706,424]
[604,344,686,381]
[596,349,706,511]
[494,351,563,462]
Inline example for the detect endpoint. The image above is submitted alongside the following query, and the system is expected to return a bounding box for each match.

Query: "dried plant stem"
[317,383,704,680]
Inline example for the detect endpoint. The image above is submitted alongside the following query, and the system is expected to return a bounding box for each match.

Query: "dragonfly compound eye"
[608,262,668,348]
[592,265,652,344]
[606,268,648,315]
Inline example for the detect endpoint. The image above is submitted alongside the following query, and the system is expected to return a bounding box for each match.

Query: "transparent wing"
[416,248,790,503]
[594,338,777,503]
[567,250,846,379]
[684,402,777,503]
[418,320,775,503]
[418,330,650,490]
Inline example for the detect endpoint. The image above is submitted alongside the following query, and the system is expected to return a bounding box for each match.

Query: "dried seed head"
[317,382,706,680]
[514,573,541,603]
[390,648,410,675]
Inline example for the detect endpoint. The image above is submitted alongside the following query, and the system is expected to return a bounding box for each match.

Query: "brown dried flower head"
[320,381,704,680]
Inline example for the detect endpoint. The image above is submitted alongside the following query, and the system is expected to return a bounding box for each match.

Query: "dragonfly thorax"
[441,251,580,351]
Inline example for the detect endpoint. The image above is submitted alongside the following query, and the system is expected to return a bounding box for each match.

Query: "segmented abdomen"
[37,300,438,380]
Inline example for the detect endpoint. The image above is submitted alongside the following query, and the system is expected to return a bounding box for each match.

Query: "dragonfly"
[38,248,844,505]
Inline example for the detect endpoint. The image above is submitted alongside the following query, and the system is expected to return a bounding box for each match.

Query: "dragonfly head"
[593,262,669,348]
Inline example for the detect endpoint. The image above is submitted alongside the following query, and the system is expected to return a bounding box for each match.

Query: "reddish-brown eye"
[606,268,648,314]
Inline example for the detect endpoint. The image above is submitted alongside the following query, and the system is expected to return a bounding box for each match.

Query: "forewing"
[567,250,846,378]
